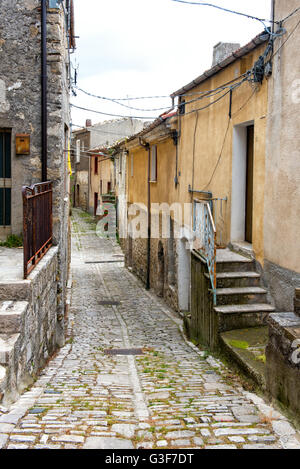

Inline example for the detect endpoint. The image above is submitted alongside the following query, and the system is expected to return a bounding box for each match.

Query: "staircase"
[209,249,275,388]
[213,249,275,331]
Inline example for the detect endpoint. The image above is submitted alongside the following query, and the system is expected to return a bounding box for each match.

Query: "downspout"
[146,144,151,290]
[41,0,47,182]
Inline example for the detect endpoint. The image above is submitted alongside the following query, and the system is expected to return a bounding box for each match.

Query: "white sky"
[71,0,271,129]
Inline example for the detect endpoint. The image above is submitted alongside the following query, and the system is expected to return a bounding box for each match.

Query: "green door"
[0,130,11,227]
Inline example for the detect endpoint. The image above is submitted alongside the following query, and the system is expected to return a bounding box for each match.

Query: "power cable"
[272,16,300,58]
[70,103,158,120]
[170,0,277,28]
[75,87,171,112]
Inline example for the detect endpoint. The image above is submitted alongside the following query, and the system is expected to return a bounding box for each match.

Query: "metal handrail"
[193,199,217,305]
[22,181,53,279]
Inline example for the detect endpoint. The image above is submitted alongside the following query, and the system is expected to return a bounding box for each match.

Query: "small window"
[131,154,134,177]
[76,139,80,164]
[150,145,157,182]
[94,157,98,175]
[179,97,186,115]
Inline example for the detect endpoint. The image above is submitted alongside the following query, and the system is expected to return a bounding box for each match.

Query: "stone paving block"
[84,437,134,449]
[10,434,36,443]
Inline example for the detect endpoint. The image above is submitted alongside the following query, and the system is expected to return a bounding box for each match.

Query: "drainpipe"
[139,137,151,290]
[146,143,151,290]
[41,0,47,182]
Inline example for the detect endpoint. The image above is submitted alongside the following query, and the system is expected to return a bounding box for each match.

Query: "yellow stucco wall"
[89,156,114,212]
[265,0,300,275]
[176,43,268,265]
[125,43,268,265]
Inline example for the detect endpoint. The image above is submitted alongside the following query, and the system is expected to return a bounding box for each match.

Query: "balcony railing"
[22,182,53,279]
[193,199,217,305]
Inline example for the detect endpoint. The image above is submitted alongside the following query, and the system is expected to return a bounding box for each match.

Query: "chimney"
[86,119,92,127]
[212,42,240,67]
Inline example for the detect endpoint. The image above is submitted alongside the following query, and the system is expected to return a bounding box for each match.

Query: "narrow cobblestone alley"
[0,209,299,450]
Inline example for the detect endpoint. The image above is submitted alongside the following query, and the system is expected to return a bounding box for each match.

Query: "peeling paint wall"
[264,0,300,310]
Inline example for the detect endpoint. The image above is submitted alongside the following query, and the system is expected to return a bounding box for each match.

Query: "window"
[76,139,80,164]
[150,145,157,182]
[179,97,186,115]
[94,157,98,175]
[131,154,134,177]
[0,130,11,227]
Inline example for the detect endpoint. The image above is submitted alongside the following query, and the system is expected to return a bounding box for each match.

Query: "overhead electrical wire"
[170,0,278,28]
[70,103,158,120]
[75,87,171,112]
[272,16,300,58]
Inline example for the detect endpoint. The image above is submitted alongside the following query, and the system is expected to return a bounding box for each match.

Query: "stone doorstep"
[0,301,29,334]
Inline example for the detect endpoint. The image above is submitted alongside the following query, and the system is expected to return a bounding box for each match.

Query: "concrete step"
[0,334,20,366]
[216,249,255,273]
[0,301,28,334]
[216,287,268,306]
[220,327,268,389]
[213,271,261,288]
[214,303,275,332]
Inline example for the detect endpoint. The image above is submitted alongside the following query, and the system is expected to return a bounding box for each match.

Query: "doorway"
[245,125,254,243]
[178,238,191,312]
[94,192,98,217]
[157,241,165,297]
[231,123,254,244]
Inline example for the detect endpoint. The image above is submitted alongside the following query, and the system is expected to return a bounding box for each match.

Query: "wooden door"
[245,125,254,243]
[94,192,98,217]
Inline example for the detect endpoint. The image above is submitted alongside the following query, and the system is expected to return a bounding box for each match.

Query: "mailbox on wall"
[16,134,30,155]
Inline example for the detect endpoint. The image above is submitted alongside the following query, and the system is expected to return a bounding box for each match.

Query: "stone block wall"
[0,0,71,342]
[266,306,300,425]
[0,247,59,404]
[125,213,179,312]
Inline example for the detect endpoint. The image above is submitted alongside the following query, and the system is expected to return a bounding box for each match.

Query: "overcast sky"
[71,0,271,129]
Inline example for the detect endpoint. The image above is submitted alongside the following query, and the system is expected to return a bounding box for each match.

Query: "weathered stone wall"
[0,247,59,404]
[125,210,179,311]
[264,0,300,309]
[0,1,72,376]
[266,311,300,425]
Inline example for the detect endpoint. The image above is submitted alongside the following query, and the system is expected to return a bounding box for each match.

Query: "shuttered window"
[0,130,11,226]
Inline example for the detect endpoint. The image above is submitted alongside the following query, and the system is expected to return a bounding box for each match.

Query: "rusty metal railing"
[193,199,217,305]
[22,182,53,279]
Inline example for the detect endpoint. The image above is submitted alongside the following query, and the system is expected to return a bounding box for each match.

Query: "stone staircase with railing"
[207,249,276,387]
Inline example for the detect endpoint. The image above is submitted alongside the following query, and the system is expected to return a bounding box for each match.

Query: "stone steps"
[216,249,255,273]
[215,304,275,332]
[0,333,21,366]
[216,287,268,306]
[0,301,28,334]
[213,272,261,288]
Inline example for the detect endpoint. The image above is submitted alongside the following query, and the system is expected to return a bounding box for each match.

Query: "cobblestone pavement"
[0,209,299,450]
